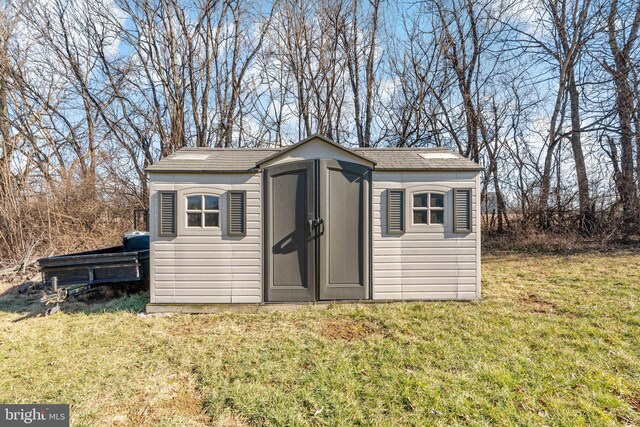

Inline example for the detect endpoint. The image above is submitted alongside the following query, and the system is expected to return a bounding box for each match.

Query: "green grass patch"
[0,252,638,426]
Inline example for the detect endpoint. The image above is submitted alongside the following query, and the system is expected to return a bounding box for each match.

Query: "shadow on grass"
[0,280,149,321]
[64,291,149,314]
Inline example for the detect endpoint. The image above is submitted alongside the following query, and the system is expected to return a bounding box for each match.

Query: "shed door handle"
[308,218,324,234]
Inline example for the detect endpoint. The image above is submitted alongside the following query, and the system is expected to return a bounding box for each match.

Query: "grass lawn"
[0,252,638,426]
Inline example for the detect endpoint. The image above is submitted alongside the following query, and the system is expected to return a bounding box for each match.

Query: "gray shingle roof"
[353,148,482,171]
[146,148,279,173]
[146,146,481,173]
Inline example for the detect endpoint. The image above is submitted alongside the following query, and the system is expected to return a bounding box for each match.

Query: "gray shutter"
[227,191,246,236]
[387,189,405,235]
[158,191,176,237]
[454,189,472,233]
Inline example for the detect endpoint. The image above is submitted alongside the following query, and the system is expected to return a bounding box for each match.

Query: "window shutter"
[454,189,472,233]
[227,191,246,236]
[159,191,176,237]
[387,189,405,234]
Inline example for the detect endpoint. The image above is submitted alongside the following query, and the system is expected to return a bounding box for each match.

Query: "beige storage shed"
[146,135,481,312]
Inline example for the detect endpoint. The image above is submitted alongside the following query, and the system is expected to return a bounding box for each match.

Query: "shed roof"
[256,134,377,167]
[147,148,279,173]
[146,139,481,173]
[352,148,481,171]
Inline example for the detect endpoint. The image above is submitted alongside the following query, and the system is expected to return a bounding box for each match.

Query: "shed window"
[186,195,219,228]
[413,193,445,225]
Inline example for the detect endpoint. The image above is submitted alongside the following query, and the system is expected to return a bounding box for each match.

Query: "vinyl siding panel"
[372,171,480,300]
[149,173,262,303]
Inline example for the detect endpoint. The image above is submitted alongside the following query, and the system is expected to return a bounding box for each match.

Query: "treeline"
[0,0,639,262]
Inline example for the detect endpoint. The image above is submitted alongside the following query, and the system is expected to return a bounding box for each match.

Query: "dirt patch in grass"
[138,375,209,426]
[101,373,210,426]
[318,319,387,341]
[521,294,557,314]
[520,294,579,318]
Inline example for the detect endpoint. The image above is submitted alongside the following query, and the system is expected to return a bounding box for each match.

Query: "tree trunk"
[539,79,567,229]
[567,69,593,234]
[606,0,640,227]
[0,16,13,199]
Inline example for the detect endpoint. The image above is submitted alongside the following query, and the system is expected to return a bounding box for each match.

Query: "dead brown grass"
[214,412,251,427]
[483,229,640,254]
[623,395,640,413]
[100,373,210,426]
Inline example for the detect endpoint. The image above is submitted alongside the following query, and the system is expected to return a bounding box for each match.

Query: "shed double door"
[264,159,370,302]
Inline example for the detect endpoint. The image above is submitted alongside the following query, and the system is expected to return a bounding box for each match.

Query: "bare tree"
[602,0,640,227]
[516,0,596,230]
[2,0,640,262]
[340,0,381,147]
